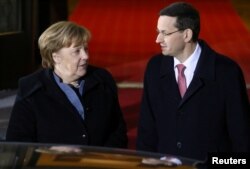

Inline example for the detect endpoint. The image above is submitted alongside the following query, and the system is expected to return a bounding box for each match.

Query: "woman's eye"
[73,49,80,54]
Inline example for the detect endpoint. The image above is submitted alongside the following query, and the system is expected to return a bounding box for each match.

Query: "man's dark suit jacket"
[6,65,128,148]
[137,40,249,160]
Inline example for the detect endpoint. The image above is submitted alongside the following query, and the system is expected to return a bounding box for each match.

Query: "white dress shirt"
[174,43,201,88]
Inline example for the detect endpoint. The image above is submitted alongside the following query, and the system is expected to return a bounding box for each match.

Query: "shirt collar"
[53,72,85,95]
[174,43,201,71]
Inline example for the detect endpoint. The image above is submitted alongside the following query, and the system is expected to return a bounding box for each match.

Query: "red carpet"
[118,88,142,149]
[69,0,250,149]
[70,0,250,83]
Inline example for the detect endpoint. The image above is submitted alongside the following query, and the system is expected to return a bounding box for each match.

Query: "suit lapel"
[160,56,181,103]
[179,40,216,108]
[179,76,203,107]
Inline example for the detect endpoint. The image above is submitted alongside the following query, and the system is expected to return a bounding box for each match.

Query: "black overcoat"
[137,40,249,160]
[6,65,128,148]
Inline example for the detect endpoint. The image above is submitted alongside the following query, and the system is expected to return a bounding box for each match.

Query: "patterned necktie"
[177,64,187,97]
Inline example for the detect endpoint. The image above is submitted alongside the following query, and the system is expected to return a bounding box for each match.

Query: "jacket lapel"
[179,40,216,108]
[179,76,203,107]
[83,67,100,94]
[42,70,82,115]
[160,56,181,103]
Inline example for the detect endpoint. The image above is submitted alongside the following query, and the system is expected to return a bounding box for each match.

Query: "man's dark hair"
[160,2,200,42]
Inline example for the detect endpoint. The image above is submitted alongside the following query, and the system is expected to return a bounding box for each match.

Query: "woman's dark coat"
[6,65,128,148]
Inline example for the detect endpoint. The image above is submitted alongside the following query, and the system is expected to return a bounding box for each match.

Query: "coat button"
[85,107,91,112]
[177,142,182,149]
[82,134,86,138]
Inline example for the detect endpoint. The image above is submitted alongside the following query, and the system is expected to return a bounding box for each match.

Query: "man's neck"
[176,42,197,63]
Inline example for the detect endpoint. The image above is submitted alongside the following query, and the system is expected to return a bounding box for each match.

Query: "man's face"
[156,16,185,57]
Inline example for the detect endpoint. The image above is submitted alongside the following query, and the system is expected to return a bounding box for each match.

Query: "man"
[136,2,249,160]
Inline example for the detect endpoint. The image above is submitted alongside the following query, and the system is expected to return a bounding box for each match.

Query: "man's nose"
[156,33,163,43]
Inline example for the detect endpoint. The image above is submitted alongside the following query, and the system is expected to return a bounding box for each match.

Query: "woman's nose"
[81,49,89,59]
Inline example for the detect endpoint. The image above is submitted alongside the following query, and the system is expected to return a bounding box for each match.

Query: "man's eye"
[156,30,166,36]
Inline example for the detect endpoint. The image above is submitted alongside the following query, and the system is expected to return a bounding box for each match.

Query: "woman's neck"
[53,69,78,86]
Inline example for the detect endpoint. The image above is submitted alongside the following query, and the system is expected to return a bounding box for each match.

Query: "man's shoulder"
[147,53,172,69]
[149,53,165,62]
[147,54,161,67]
[215,53,239,66]
[199,39,240,69]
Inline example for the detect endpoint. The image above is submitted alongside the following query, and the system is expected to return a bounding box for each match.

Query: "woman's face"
[53,43,89,83]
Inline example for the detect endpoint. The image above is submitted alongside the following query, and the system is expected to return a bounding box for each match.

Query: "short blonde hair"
[38,21,91,68]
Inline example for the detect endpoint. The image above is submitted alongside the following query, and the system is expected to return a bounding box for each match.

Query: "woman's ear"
[183,29,193,42]
[52,52,60,64]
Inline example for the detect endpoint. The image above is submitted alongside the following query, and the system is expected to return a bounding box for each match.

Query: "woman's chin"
[77,69,87,77]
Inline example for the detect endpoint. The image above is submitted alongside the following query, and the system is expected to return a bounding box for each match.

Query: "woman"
[6,21,128,148]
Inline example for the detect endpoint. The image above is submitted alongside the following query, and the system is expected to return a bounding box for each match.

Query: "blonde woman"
[6,21,128,148]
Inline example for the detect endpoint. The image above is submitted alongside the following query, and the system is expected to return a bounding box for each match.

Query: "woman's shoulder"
[20,68,45,81]
[87,65,114,81]
[86,65,117,92]
[17,69,47,99]
[87,65,111,74]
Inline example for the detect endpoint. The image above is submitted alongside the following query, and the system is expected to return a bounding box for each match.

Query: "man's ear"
[183,29,193,42]
[52,52,60,64]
